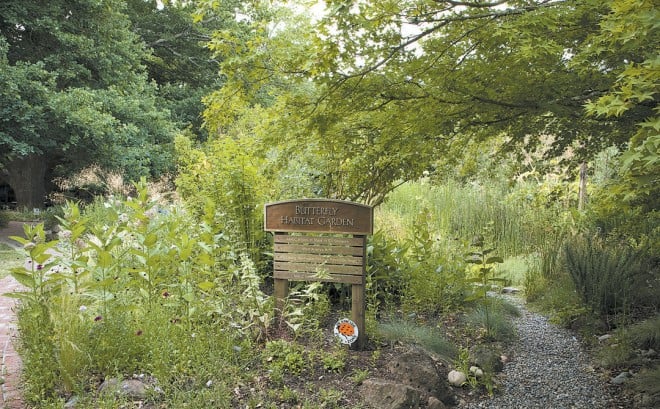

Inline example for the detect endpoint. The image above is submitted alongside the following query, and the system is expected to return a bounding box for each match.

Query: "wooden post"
[351,235,367,349]
[274,278,289,316]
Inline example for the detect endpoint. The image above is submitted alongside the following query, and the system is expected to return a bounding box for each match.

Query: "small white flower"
[205,380,213,388]
[79,305,87,312]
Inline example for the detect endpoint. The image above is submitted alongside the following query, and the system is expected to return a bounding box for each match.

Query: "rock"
[611,372,630,385]
[64,395,79,408]
[597,334,612,343]
[360,379,421,409]
[447,370,467,387]
[469,366,484,378]
[501,287,520,294]
[387,349,454,404]
[99,378,149,399]
[427,396,446,409]
[470,345,504,372]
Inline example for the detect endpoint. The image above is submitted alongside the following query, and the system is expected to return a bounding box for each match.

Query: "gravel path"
[458,295,622,409]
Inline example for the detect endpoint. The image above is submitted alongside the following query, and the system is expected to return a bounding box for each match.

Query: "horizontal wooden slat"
[274,243,364,256]
[275,270,364,284]
[274,261,363,275]
[274,252,363,266]
[274,235,364,247]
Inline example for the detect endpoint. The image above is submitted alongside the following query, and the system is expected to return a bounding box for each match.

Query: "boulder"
[99,378,149,400]
[470,345,504,372]
[360,379,422,409]
[387,349,454,404]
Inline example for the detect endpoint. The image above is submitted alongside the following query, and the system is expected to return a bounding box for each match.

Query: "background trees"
[0,0,213,208]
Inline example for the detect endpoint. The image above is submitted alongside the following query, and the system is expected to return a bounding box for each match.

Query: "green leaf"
[97,250,113,268]
[10,271,36,288]
[485,256,504,264]
[144,233,158,247]
[197,281,215,291]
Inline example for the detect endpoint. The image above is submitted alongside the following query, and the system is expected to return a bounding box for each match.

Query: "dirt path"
[0,222,27,409]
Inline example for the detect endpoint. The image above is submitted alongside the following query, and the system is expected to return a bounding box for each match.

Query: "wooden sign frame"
[265,199,373,349]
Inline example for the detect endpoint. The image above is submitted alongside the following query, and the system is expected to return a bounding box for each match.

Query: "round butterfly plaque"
[333,318,359,345]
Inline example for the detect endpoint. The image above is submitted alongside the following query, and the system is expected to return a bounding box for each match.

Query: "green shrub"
[0,210,9,227]
[631,366,660,408]
[402,209,469,315]
[563,234,653,318]
[11,183,262,406]
[630,315,660,350]
[366,230,409,315]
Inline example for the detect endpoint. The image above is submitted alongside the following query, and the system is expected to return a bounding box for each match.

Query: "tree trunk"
[578,162,588,211]
[7,154,48,210]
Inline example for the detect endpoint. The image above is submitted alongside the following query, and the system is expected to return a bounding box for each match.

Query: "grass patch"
[467,304,517,343]
[377,320,458,362]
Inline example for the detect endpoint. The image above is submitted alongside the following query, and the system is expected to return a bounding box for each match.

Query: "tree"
[0,0,177,208]
[196,0,656,205]
[126,0,224,143]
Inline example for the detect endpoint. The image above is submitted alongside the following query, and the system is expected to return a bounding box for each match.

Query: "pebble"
[457,295,618,409]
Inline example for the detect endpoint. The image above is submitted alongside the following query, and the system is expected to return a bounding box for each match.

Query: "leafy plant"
[464,230,506,339]
[321,346,347,373]
[563,234,650,319]
[403,209,468,315]
[263,340,306,375]
[350,369,370,385]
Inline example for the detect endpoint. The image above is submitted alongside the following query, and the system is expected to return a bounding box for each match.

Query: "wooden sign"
[264,199,373,235]
[265,199,373,350]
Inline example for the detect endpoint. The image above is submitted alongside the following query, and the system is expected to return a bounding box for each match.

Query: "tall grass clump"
[563,234,654,320]
[380,179,569,259]
[377,320,457,362]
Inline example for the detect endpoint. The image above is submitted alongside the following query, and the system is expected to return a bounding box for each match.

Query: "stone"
[64,395,79,408]
[99,378,149,399]
[501,287,520,294]
[597,334,612,343]
[469,366,484,378]
[470,345,504,372]
[611,372,630,385]
[427,396,446,409]
[387,349,454,404]
[360,378,421,409]
[447,370,467,387]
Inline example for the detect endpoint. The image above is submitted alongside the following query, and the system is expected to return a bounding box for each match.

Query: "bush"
[630,314,660,351]
[563,234,655,319]
[0,210,8,227]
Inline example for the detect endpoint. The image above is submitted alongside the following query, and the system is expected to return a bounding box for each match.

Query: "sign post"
[265,199,373,350]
